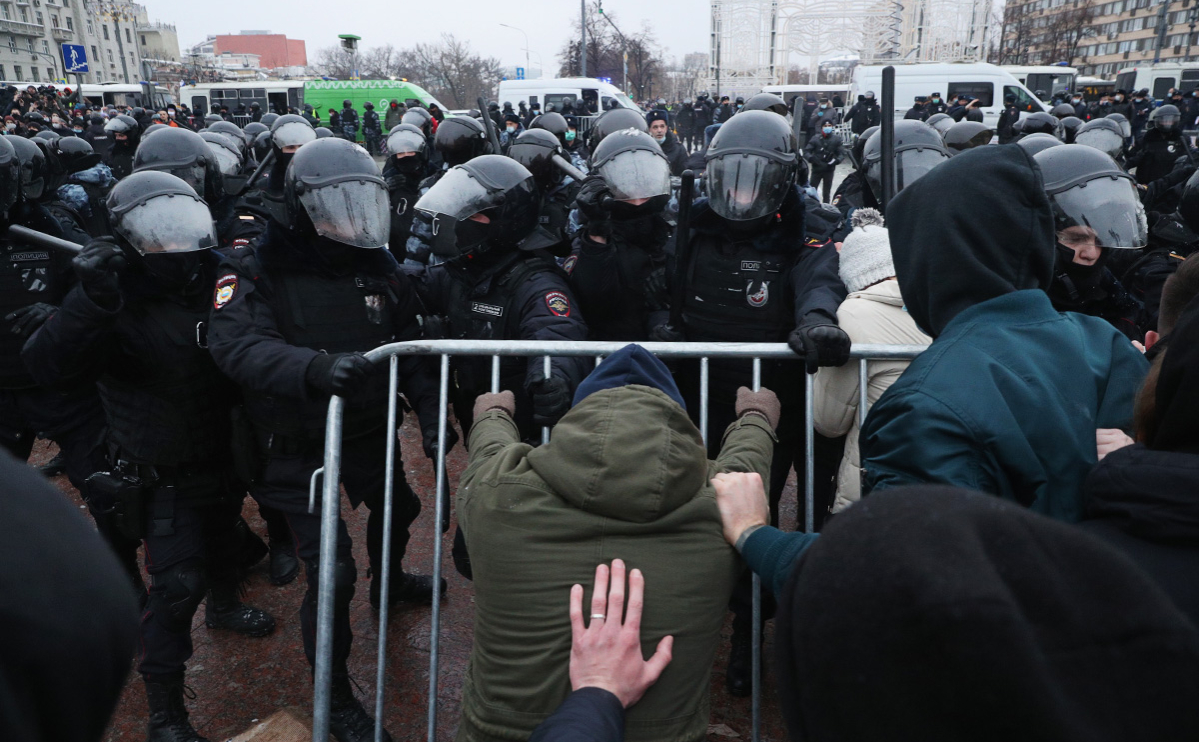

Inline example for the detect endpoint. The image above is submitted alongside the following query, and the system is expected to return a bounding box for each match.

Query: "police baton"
[238,148,275,196]
[668,169,696,331]
[8,225,127,270]
[551,153,587,182]
[478,96,503,154]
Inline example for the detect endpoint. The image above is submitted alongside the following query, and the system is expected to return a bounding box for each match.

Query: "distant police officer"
[1128,105,1190,185]
[23,171,276,742]
[846,90,881,135]
[102,114,140,179]
[382,123,433,264]
[362,101,382,155]
[339,99,359,142]
[565,129,673,339]
[208,138,446,742]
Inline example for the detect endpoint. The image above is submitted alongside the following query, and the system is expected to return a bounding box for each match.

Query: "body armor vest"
[0,240,69,387]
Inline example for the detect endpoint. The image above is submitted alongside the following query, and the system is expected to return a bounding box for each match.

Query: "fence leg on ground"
[313,396,346,742]
[373,356,400,742]
[858,360,869,496]
[750,358,762,742]
[427,354,451,742]
[804,373,815,533]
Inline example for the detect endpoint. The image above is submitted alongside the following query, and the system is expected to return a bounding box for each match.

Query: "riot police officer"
[339,99,359,142]
[1121,168,1199,330]
[23,171,276,742]
[362,101,382,155]
[207,138,447,742]
[1128,105,1190,185]
[565,129,673,338]
[382,123,432,264]
[102,114,140,179]
[510,128,583,258]
[672,110,852,695]
[861,119,952,203]
[1035,144,1149,340]
[412,154,590,440]
[831,124,878,219]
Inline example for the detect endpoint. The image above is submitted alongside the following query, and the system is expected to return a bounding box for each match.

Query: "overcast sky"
[140,0,711,72]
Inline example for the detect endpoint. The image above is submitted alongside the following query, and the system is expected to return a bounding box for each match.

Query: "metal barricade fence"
[311,340,927,742]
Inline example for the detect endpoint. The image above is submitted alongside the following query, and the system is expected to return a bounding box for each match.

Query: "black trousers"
[252,428,422,669]
[810,169,836,204]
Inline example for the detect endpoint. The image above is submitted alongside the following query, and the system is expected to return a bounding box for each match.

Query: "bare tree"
[412,34,503,109]
[312,45,353,78]
[1043,0,1099,66]
[555,1,668,99]
[997,2,1038,65]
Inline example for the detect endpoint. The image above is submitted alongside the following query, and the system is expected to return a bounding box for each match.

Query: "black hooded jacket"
[887,144,1055,337]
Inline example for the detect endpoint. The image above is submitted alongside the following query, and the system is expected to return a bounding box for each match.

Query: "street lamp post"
[98,1,137,83]
[499,24,530,77]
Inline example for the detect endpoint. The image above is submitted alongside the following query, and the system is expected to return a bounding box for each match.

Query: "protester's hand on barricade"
[735,387,780,431]
[473,390,516,420]
[569,559,673,709]
[711,472,770,548]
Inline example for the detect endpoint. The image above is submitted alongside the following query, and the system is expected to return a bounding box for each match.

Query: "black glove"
[788,323,852,375]
[305,352,374,397]
[648,323,684,343]
[644,265,670,313]
[422,424,460,461]
[72,238,125,309]
[575,174,613,238]
[528,374,571,427]
[5,302,54,337]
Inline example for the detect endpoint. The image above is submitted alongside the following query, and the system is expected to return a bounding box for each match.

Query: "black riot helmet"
[704,110,799,222]
[105,171,218,256]
[591,128,672,214]
[143,123,168,138]
[387,123,429,176]
[33,129,59,144]
[742,92,789,117]
[926,113,954,137]
[1104,112,1132,140]
[433,115,491,166]
[250,101,260,111]
[8,135,46,201]
[314,126,333,139]
[259,112,280,127]
[284,137,390,248]
[104,114,141,148]
[364,101,374,110]
[1176,169,1199,233]
[414,155,541,258]
[243,121,269,139]
[269,113,316,154]
[401,108,434,138]
[1014,132,1064,157]
[132,127,220,202]
[252,130,272,164]
[55,135,101,173]
[943,121,994,156]
[200,130,244,176]
[1034,144,1146,250]
[25,111,45,127]
[1074,118,1125,160]
[36,139,70,195]
[965,108,984,123]
[0,136,18,216]
[1050,103,1076,120]
[1150,104,1181,134]
[1021,112,1060,137]
[508,128,566,189]
[851,124,878,169]
[343,99,353,108]
[207,119,247,144]
[587,107,648,154]
[529,111,569,148]
[204,113,222,127]
[1057,116,1084,144]
[862,119,951,202]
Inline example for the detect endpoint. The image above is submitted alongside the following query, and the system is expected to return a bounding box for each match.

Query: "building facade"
[213,31,306,70]
[999,0,1199,78]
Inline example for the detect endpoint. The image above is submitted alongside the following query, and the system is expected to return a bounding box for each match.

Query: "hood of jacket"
[847,277,905,306]
[527,384,708,524]
[887,145,1055,337]
[1085,444,1199,544]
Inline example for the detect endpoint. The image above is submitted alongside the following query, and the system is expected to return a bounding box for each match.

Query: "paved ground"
[28,412,802,742]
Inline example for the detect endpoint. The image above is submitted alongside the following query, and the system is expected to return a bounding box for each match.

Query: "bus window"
[581,88,599,114]
[1153,77,1176,99]
[1116,71,1137,92]
[1004,85,1039,112]
[545,93,578,112]
[191,95,207,113]
[268,92,287,113]
[948,82,993,107]
[288,87,301,109]
[1182,70,1199,93]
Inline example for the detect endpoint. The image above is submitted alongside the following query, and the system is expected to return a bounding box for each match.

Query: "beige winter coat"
[813,279,930,512]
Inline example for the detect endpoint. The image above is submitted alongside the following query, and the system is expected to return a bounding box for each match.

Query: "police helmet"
[926,113,954,137]
[1074,118,1125,159]
[132,127,220,201]
[1057,116,1084,144]
[861,119,951,202]
[143,123,168,138]
[269,113,316,154]
[414,154,541,258]
[203,113,222,126]
[55,136,101,173]
[1014,132,1064,157]
[965,108,984,123]
[591,128,671,205]
[7,135,46,201]
[508,128,566,188]
[343,99,353,108]
[1050,104,1076,120]
[25,111,45,126]
[1104,112,1132,140]
[259,112,280,127]
[250,102,260,110]
[705,110,799,222]
[207,120,248,150]
[388,123,429,158]
[104,114,141,146]
[529,111,570,149]
[314,126,333,139]
[587,108,648,154]
[252,130,272,164]
[432,116,490,166]
[1034,144,1146,250]
[364,101,374,110]
[200,130,244,176]
[284,137,390,249]
[1021,112,1060,137]
[33,129,59,144]
[943,121,994,156]
[1177,169,1199,233]
[1151,104,1182,132]
[851,125,879,170]
[742,93,789,117]
[0,137,18,215]
[106,171,217,256]
[402,108,434,138]
[243,121,269,138]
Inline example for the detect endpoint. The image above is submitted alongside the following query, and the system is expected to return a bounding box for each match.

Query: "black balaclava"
[1047,242,1108,310]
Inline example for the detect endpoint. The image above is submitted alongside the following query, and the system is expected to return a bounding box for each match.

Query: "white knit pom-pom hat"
[838,208,894,293]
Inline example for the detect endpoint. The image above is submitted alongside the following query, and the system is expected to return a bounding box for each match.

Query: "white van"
[1000,66,1078,99]
[761,83,852,111]
[1114,63,1199,100]
[852,62,1047,128]
[495,78,640,116]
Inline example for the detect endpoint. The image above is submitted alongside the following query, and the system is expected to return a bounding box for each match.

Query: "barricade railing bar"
[312,340,928,742]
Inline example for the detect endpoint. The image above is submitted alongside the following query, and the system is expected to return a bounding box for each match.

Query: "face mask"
[823,126,833,134]
[73,128,82,134]
[652,134,665,143]
[1102,100,1112,106]
[1072,98,1081,104]
[932,98,941,104]
[5,123,14,131]
[565,130,576,142]
[820,104,828,109]
[142,252,204,288]
[507,125,517,133]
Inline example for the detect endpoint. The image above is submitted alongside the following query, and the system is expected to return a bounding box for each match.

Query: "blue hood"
[572,343,685,411]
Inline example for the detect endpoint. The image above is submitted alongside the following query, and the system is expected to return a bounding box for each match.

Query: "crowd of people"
[0,75,1197,742]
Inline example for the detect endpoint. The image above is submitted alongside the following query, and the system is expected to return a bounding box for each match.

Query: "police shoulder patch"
[545,291,571,317]
[562,255,578,275]
[214,273,238,310]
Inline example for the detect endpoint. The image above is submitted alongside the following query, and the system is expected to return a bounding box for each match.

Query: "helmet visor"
[1118,120,1132,139]
[1075,128,1124,158]
[115,193,217,254]
[705,152,793,221]
[1156,114,1180,129]
[1050,176,1147,249]
[205,142,241,175]
[896,147,950,191]
[151,163,206,197]
[598,149,671,200]
[273,121,315,149]
[298,179,390,248]
[414,166,495,221]
[387,129,426,156]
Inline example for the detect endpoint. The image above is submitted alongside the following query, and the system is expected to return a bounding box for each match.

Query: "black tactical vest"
[245,266,401,440]
[0,240,69,387]
[681,232,797,343]
[99,295,232,465]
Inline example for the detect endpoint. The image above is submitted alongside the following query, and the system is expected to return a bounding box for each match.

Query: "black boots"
[37,450,66,477]
[329,674,393,742]
[725,621,754,698]
[204,581,276,637]
[145,674,209,742]
[369,571,446,612]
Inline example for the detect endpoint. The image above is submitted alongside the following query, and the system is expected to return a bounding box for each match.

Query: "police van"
[495,78,641,116]
[178,80,305,120]
[1114,63,1199,100]
[852,62,1048,128]
[1000,66,1078,100]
